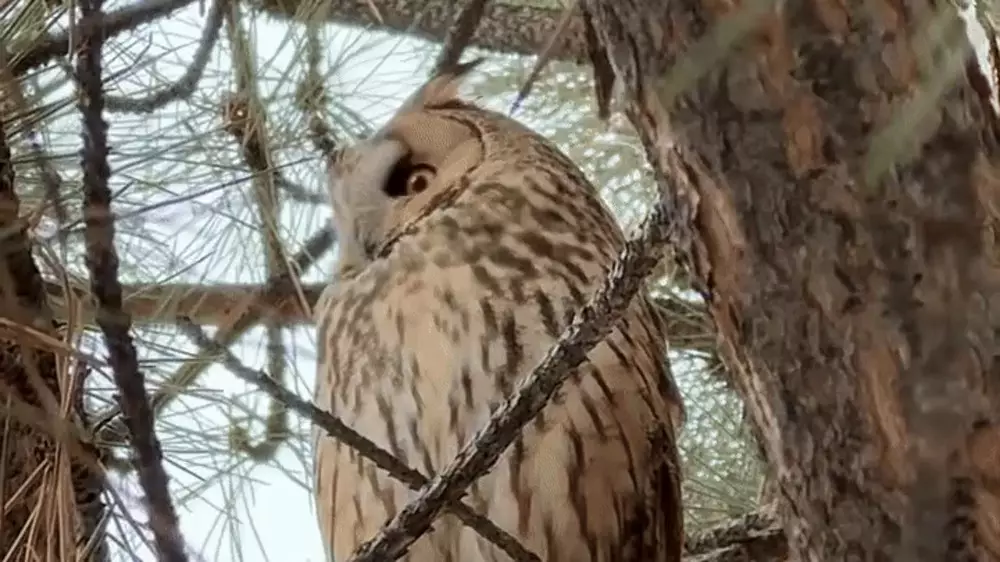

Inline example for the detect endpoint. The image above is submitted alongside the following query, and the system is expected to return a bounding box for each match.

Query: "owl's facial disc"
[328,60,484,263]
[326,138,413,264]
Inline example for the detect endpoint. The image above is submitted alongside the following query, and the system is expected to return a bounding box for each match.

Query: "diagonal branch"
[102,0,225,114]
[92,226,335,447]
[175,318,540,562]
[12,0,200,77]
[431,0,491,75]
[345,183,696,561]
[74,0,187,558]
[510,0,581,115]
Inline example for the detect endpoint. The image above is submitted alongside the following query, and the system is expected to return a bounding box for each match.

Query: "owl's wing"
[620,393,685,561]
[591,297,685,562]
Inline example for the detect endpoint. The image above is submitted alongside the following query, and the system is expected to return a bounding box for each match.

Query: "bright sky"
[23,2,995,561]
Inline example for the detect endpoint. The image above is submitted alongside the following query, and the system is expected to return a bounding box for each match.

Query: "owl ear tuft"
[403,57,485,111]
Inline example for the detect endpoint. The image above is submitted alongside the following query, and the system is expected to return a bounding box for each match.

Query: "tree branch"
[431,0,491,75]
[41,280,715,351]
[175,318,539,562]
[0,78,111,562]
[252,0,587,63]
[43,279,317,325]
[221,4,294,461]
[12,0,199,77]
[74,0,187,557]
[102,0,225,114]
[92,226,335,447]
[13,0,592,82]
[684,512,786,562]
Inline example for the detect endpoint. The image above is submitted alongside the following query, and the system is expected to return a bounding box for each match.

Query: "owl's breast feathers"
[313,91,683,562]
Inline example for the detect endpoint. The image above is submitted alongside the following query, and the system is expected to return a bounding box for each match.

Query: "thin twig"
[102,0,225,114]
[346,192,693,561]
[432,0,492,76]
[509,0,579,116]
[297,23,338,157]
[175,319,540,562]
[0,46,70,255]
[74,0,187,558]
[222,8,292,461]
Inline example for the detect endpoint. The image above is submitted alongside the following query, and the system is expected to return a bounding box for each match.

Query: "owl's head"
[326,58,528,265]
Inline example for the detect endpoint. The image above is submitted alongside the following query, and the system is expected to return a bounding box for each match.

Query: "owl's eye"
[406,167,432,195]
[385,162,436,198]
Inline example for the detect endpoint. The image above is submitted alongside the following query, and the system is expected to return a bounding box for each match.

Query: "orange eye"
[385,162,435,198]
[406,168,432,195]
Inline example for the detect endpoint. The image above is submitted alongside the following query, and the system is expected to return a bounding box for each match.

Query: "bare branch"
[175,318,540,562]
[41,281,716,355]
[74,0,187,557]
[0,89,110,562]
[684,512,786,562]
[510,0,579,115]
[221,7,293,461]
[345,185,695,561]
[296,25,339,156]
[431,0,491,76]
[92,226,335,447]
[252,0,587,63]
[102,0,225,114]
[11,0,199,77]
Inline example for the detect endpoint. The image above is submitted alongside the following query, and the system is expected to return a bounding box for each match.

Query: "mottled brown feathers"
[314,59,684,562]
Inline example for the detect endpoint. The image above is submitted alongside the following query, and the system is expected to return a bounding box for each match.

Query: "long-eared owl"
[313,59,685,562]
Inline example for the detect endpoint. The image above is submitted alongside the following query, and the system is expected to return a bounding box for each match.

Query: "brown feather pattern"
[313,62,685,562]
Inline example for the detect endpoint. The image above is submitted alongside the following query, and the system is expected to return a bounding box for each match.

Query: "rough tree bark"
[578,1,1000,560]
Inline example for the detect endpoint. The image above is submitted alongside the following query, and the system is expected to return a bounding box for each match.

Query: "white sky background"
[17,2,996,561]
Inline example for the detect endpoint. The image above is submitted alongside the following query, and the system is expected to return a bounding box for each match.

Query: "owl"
[312,59,685,562]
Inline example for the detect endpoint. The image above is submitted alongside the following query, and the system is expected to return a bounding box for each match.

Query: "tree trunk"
[0,123,108,559]
[579,1,1000,560]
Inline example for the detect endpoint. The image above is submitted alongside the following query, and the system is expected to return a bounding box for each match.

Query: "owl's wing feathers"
[314,62,685,562]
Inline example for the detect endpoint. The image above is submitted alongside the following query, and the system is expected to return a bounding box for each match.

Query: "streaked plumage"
[313,60,685,562]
